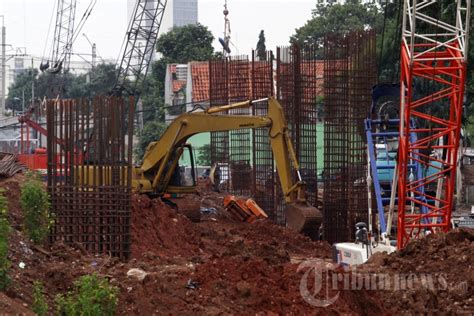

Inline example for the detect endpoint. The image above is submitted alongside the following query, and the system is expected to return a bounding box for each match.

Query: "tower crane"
[396,0,471,248]
[109,0,167,132]
[40,0,96,79]
[40,0,77,75]
[112,0,167,97]
[17,0,96,152]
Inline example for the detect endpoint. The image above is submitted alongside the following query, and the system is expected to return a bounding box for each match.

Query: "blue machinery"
[366,85,432,237]
[365,118,431,236]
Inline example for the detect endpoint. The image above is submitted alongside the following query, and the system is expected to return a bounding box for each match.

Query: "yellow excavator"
[136,96,321,233]
[80,97,322,234]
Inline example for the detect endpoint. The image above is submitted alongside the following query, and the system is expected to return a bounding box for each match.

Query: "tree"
[134,120,167,162]
[5,68,38,112]
[86,63,117,96]
[291,2,383,48]
[156,23,215,64]
[139,61,166,123]
[197,144,211,166]
[256,30,267,61]
[6,63,117,110]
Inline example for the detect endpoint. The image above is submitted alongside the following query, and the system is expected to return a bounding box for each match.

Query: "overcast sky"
[0,0,315,64]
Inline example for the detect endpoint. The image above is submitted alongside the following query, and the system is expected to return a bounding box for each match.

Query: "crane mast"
[112,0,168,96]
[41,0,77,75]
[51,0,76,73]
[397,0,471,248]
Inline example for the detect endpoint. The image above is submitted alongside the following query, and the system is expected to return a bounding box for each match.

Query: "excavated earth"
[359,228,474,314]
[0,173,472,314]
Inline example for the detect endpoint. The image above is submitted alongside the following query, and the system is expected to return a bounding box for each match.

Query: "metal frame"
[50,0,77,72]
[228,56,252,196]
[47,97,134,259]
[323,31,376,244]
[112,0,167,95]
[251,50,276,220]
[366,118,426,236]
[397,0,471,248]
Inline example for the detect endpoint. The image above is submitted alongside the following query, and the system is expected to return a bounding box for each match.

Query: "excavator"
[78,97,322,234]
[76,97,322,236]
[136,96,322,233]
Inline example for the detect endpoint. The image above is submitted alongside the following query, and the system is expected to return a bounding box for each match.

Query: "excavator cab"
[155,143,198,195]
[166,144,197,193]
[155,143,202,222]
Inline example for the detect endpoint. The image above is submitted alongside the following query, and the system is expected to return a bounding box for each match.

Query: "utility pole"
[1,16,6,116]
[82,34,96,69]
[92,43,96,68]
[22,88,25,113]
[31,58,34,110]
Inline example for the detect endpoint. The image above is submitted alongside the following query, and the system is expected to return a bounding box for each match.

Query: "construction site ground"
[0,173,473,314]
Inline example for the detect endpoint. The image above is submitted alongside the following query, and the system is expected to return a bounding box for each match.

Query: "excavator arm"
[139,97,300,201]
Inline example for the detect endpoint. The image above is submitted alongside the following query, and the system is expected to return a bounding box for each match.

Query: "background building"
[127,0,198,36]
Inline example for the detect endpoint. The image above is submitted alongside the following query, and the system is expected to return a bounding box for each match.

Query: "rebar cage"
[47,96,134,259]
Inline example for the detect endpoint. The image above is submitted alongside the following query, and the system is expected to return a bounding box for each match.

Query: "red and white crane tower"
[397,0,471,248]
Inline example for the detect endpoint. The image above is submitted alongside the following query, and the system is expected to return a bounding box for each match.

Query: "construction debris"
[0,152,25,178]
[223,195,268,223]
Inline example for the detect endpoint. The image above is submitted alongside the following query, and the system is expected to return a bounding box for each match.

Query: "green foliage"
[156,23,215,63]
[6,63,117,111]
[376,2,402,83]
[55,274,118,316]
[291,0,474,125]
[32,281,48,316]
[140,63,166,123]
[291,2,383,48]
[20,173,52,244]
[86,64,117,97]
[256,30,267,61]
[0,189,10,291]
[197,144,211,166]
[290,2,400,81]
[134,120,167,162]
[5,68,38,112]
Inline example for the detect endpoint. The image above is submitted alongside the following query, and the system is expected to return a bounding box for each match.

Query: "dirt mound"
[190,256,384,315]
[0,292,34,315]
[0,173,26,230]
[0,176,385,314]
[120,192,379,314]
[131,194,201,260]
[360,228,474,314]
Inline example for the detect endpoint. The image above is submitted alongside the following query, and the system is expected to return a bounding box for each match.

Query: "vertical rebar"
[251,50,276,220]
[323,31,376,243]
[47,96,133,259]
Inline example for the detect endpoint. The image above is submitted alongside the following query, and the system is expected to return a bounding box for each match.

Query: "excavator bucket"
[284,202,322,234]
